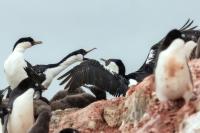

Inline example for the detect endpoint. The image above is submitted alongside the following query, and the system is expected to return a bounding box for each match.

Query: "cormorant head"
[100,58,126,76]
[159,29,183,51]
[76,48,97,60]
[61,48,97,62]
[13,37,42,51]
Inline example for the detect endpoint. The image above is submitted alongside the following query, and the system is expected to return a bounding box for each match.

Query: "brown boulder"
[49,59,200,133]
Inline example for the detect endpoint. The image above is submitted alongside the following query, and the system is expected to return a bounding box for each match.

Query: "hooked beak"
[33,40,43,45]
[86,48,97,53]
[82,48,96,61]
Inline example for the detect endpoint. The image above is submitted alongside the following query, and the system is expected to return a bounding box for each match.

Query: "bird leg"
[183,83,196,106]
[159,101,172,111]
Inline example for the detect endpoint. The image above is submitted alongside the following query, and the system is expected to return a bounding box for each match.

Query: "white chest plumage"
[155,39,193,103]
[42,55,83,88]
[7,89,34,133]
[105,62,119,74]
[4,51,28,89]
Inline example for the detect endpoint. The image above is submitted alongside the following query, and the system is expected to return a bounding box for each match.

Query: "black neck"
[42,53,77,69]
[57,52,78,65]
[108,59,126,76]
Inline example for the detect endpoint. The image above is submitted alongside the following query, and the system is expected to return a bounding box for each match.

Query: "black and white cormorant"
[32,48,96,89]
[57,58,129,97]
[4,37,96,98]
[50,59,127,110]
[30,48,97,99]
[127,19,200,83]
[4,37,43,90]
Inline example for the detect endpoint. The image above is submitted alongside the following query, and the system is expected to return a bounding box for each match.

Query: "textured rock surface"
[49,59,200,133]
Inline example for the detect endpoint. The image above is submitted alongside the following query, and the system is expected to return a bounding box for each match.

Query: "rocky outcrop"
[49,59,200,133]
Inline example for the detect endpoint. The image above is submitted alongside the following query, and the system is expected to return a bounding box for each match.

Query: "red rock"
[49,59,200,133]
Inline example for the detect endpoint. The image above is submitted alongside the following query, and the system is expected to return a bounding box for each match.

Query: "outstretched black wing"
[58,60,129,97]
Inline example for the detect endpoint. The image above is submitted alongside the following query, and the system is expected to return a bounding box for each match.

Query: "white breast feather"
[105,62,119,74]
[42,55,82,88]
[7,89,34,133]
[4,52,28,89]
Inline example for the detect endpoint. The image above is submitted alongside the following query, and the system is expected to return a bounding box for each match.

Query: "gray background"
[0,0,199,99]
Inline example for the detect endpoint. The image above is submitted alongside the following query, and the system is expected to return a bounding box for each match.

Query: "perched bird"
[5,67,46,133]
[58,59,129,97]
[53,58,137,109]
[59,128,80,133]
[50,87,85,102]
[32,48,96,89]
[4,37,43,90]
[31,48,96,99]
[28,107,51,133]
[155,29,194,108]
[4,38,96,98]
[129,19,200,83]
[50,86,106,110]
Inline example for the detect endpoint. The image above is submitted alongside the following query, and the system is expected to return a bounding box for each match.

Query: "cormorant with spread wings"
[58,59,129,97]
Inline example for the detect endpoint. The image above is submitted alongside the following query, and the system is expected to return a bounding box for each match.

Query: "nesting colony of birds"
[0,19,200,133]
